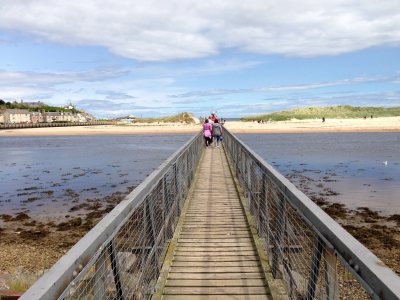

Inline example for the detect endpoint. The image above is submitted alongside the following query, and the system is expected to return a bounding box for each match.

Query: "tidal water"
[0,134,192,219]
[1,132,399,220]
[237,132,400,214]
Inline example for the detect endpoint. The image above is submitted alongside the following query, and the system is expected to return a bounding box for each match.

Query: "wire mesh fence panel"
[223,129,400,300]
[21,132,203,300]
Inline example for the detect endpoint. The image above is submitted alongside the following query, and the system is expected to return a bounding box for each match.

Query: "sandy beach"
[1,116,399,136]
[226,116,400,133]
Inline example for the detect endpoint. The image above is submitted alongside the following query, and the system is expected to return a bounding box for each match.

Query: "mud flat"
[0,189,132,290]
[287,171,400,277]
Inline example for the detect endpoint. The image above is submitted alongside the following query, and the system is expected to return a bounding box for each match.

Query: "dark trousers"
[204,136,212,147]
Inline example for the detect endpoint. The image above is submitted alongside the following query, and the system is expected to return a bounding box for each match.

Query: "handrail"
[21,131,204,300]
[223,128,400,300]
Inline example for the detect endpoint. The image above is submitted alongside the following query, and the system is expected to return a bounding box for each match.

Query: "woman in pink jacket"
[203,119,213,147]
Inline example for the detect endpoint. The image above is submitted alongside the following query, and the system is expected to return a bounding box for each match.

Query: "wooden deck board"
[167,272,266,280]
[162,295,270,300]
[173,251,259,257]
[173,255,260,262]
[154,147,272,299]
[163,286,270,295]
[171,261,261,267]
[165,278,266,287]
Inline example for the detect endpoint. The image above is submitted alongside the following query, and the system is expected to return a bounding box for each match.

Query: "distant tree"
[0,99,5,105]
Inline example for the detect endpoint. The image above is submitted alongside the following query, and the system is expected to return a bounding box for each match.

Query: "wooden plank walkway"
[154,147,274,300]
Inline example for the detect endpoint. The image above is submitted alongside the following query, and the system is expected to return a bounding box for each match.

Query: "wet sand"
[0,116,399,136]
[284,171,400,276]
[0,189,130,289]
[226,116,400,133]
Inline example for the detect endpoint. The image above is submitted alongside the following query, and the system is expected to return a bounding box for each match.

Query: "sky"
[0,0,400,118]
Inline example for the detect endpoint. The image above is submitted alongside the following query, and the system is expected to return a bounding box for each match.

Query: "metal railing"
[21,131,204,300]
[223,129,400,300]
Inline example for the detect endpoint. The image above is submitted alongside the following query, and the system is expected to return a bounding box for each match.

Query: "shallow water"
[237,132,400,214]
[0,134,192,220]
[1,132,399,220]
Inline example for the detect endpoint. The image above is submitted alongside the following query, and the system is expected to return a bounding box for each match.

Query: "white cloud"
[0,86,52,99]
[169,75,388,98]
[0,68,128,87]
[74,99,176,118]
[96,90,136,100]
[1,0,400,61]
[0,67,130,102]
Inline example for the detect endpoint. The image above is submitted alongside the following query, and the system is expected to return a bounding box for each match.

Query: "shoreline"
[0,117,399,136]
[228,127,400,133]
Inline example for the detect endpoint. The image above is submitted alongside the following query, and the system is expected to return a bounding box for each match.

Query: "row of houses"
[0,109,96,124]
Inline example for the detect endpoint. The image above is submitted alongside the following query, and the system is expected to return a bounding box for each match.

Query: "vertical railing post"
[146,200,157,283]
[306,237,324,300]
[272,192,286,279]
[247,159,252,210]
[186,152,190,192]
[256,185,261,232]
[261,174,270,243]
[142,204,148,269]
[108,241,124,300]
[162,177,167,243]
[147,199,157,251]
[93,251,107,300]
[174,163,180,216]
[325,247,339,300]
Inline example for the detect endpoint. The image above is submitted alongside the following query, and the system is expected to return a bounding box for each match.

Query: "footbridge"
[22,130,400,299]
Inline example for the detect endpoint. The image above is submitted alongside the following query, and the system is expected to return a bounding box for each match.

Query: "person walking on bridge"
[203,119,213,148]
[212,119,223,148]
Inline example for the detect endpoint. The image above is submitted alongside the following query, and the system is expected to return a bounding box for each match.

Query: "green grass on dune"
[134,112,195,123]
[241,106,400,121]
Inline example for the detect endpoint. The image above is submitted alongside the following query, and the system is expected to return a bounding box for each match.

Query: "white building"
[30,111,44,123]
[1,109,95,124]
[3,109,31,124]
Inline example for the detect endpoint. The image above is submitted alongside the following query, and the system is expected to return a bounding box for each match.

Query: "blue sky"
[1,0,400,118]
